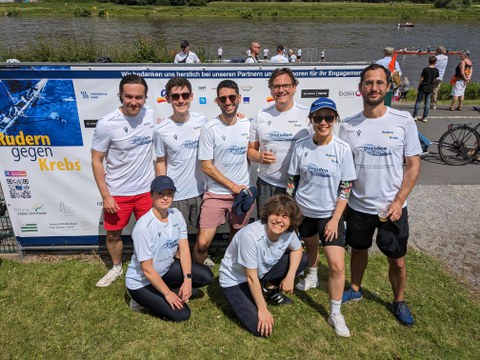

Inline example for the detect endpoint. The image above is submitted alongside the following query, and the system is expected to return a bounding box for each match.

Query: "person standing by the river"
[174,40,201,64]
[412,56,439,123]
[430,46,448,110]
[448,49,473,111]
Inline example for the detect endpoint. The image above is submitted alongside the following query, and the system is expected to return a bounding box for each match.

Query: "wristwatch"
[184,273,192,279]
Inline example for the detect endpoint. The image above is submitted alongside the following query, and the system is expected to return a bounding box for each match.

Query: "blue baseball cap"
[309,97,338,114]
[151,176,176,193]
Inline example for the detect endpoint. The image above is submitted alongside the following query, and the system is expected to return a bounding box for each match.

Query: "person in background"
[219,194,307,337]
[270,45,289,63]
[125,176,213,321]
[287,97,356,337]
[245,42,261,64]
[399,77,410,101]
[297,48,302,62]
[91,74,155,288]
[263,48,270,60]
[412,56,439,123]
[430,46,448,110]
[339,64,422,328]
[217,47,223,62]
[174,40,200,64]
[449,49,473,111]
[288,49,297,63]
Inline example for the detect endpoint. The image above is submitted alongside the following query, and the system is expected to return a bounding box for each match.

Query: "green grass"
[1,250,479,359]
[1,1,480,20]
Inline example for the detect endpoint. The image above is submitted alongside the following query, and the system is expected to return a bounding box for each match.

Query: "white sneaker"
[295,274,319,291]
[328,313,351,337]
[129,298,145,312]
[203,256,215,269]
[96,267,123,288]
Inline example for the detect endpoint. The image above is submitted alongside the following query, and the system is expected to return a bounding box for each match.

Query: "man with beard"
[245,42,261,64]
[193,80,253,267]
[338,64,422,327]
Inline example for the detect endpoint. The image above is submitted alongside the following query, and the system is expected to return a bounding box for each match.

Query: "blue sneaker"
[342,286,363,304]
[392,301,415,326]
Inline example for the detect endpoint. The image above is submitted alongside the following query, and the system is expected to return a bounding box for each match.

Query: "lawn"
[0,250,479,359]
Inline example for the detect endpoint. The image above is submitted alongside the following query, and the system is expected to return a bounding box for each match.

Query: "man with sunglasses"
[247,67,310,212]
[91,74,155,287]
[193,80,253,267]
[244,42,261,64]
[338,64,422,327]
[174,40,200,64]
[153,77,207,235]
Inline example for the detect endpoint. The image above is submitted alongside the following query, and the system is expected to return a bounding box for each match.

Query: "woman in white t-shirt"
[287,97,356,337]
[219,194,307,337]
[125,176,213,321]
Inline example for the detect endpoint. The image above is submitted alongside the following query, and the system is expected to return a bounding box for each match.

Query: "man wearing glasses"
[245,42,261,64]
[91,74,155,287]
[247,67,310,211]
[193,80,253,267]
[338,64,421,327]
[153,77,207,236]
[174,40,200,64]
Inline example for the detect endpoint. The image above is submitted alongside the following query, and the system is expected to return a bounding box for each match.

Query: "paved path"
[391,104,479,287]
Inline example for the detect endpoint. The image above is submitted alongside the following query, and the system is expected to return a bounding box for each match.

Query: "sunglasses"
[311,115,336,124]
[168,92,191,101]
[217,94,238,104]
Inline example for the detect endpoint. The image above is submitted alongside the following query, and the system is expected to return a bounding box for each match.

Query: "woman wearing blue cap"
[125,175,213,321]
[287,97,356,337]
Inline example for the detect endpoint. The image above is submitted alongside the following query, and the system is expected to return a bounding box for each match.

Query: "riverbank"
[2,1,480,20]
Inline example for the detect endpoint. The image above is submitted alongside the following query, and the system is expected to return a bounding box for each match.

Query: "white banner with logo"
[0,63,365,246]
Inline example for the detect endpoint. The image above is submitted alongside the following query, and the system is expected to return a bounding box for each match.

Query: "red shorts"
[103,192,152,231]
[199,192,254,230]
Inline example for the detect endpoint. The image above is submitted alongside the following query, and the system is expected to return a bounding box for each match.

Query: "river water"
[1,16,478,85]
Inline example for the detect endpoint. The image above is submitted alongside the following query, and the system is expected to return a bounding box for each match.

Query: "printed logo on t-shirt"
[131,135,152,145]
[183,139,199,149]
[227,145,247,155]
[269,131,293,141]
[356,130,362,137]
[267,120,272,126]
[123,126,128,133]
[173,134,178,140]
[305,163,330,177]
[162,238,179,249]
[326,153,339,163]
[361,144,390,156]
[221,135,226,141]
[382,130,399,140]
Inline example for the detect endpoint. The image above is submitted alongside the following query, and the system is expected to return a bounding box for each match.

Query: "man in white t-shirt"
[193,80,253,266]
[245,42,261,64]
[174,40,201,64]
[91,74,155,287]
[270,45,289,63]
[263,48,270,60]
[154,77,207,232]
[297,48,302,62]
[431,46,449,109]
[217,47,223,62]
[248,67,310,211]
[338,64,422,327]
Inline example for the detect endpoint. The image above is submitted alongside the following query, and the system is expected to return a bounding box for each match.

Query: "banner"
[0,63,365,246]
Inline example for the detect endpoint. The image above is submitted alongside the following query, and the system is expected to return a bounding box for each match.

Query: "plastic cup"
[261,143,278,155]
[373,198,390,222]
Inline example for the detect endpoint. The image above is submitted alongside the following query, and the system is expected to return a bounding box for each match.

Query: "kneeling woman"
[219,194,307,337]
[287,97,356,337]
[126,176,213,322]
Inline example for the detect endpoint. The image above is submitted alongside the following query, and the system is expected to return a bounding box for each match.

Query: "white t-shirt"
[153,112,207,201]
[198,117,251,195]
[219,220,302,288]
[245,56,258,64]
[263,48,270,57]
[435,54,449,81]
[289,54,297,63]
[338,107,422,214]
[91,107,155,196]
[174,51,200,64]
[376,56,402,75]
[125,208,188,290]
[297,49,302,57]
[288,135,356,218]
[249,102,311,188]
[270,54,289,63]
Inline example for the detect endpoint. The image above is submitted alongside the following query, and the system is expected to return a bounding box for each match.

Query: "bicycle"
[437,121,480,165]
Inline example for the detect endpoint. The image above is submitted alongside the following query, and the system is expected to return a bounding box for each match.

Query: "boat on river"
[395,49,463,55]
[398,23,414,28]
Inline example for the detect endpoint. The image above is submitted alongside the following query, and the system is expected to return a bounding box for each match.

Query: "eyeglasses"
[362,80,387,88]
[217,94,238,103]
[271,83,293,91]
[311,115,336,124]
[168,92,191,101]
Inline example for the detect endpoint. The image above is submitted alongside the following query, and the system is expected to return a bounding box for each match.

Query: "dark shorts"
[345,207,409,259]
[173,195,203,229]
[256,177,286,214]
[299,216,345,247]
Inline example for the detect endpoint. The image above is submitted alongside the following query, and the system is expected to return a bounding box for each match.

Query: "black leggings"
[128,260,213,322]
[221,252,308,336]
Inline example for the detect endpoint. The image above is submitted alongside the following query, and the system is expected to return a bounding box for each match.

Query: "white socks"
[330,299,342,315]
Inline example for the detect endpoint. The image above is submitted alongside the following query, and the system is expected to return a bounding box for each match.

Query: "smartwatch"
[184,273,192,279]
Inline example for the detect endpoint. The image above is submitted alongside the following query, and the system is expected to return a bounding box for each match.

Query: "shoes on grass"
[342,286,363,304]
[129,298,145,312]
[295,274,319,291]
[203,256,215,269]
[96,267,123,288]
[328,313,351,337]
[263,288,293,306]
[392,301,415,326]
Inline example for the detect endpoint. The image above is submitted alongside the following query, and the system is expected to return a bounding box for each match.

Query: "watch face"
[185,273,192,279]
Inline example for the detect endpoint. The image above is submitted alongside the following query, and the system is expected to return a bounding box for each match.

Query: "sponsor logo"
[5,170,27,177]
[199,97,207,104]
[80,91,89,99]
[227,145,247,155]
[197,85,207,91]
[183,140,199,149]
[382,130,399,140]
[361,144,390,156]
[15,202,47,216]
[162,238,179,249]
[84,119,98,128]
[80,91,108,100]
[306,163,330,177]
[356,130,362,137]
[301,89,329,98]
[21,223,38,233]
[243,96,250,104]
[269,131,293,141]
[266,96,274,102]
[131,136,152,145]
[338,89,362,98]
[241,85,253,92]
[156,97,167,103]
[59,202,75,216]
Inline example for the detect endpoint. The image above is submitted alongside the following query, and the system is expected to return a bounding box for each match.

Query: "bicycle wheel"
[438,126,480,165]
